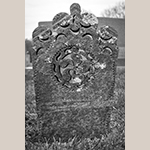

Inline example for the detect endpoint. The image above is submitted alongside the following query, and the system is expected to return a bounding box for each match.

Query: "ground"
[25,67,125,150]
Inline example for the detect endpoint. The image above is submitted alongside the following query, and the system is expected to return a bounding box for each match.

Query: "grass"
[25,67,125,150]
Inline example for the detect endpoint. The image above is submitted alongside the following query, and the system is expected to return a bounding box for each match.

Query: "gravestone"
[31,3,119,143]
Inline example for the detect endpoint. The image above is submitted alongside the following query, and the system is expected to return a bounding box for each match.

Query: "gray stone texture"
[31,3,119,142]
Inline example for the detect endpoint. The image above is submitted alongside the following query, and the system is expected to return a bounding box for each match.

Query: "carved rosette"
[31,3,119,143]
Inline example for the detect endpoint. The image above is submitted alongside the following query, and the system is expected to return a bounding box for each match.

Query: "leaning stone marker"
[31,3,119,143]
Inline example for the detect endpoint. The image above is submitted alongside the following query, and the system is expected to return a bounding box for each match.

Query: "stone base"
[37,106,111,143]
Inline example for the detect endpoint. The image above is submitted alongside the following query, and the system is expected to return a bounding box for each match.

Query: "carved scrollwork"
[32,3,118,92]
[50,45,98,90]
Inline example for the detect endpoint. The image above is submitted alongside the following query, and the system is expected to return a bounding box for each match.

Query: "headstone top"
[31,3,118,97]
[70,3,81,15]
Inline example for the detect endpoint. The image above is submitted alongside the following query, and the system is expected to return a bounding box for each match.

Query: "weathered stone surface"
[31,3,119,142]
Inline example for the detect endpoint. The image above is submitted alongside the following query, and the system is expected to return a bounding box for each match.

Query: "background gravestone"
[31,3,119,143]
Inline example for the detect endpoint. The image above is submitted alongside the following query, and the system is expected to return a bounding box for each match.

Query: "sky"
[25,0,124,39]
